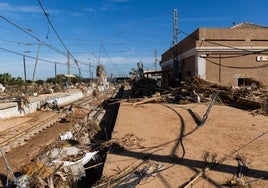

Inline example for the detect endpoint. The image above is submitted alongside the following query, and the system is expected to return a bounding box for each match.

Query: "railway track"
[0,86,123,188]
[0,94,105,153]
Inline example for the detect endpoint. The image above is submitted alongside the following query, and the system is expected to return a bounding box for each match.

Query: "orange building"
[159,22,268,87]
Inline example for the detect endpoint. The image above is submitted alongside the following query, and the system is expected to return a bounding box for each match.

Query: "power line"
[0,15,67,57]
[204,57,268,69]
[37,0,81,72]
[78,1,126,76]
[0,46,66,66]
[37,0,71,58]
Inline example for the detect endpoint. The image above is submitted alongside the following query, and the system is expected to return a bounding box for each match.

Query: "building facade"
[159,23,268,87]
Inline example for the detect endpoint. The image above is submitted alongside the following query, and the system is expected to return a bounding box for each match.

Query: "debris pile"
[94,160,164,188]
[93,133,165,187]
[109,133,145,151]
[16,120,103,187]
[174,77,268,115]
[0,83,63,112]
[129,77,267,115]
[130,78,160,97]
[2,82,121,187]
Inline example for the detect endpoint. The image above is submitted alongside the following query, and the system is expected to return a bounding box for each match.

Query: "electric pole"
[23,56,27,94]
[54,63,57,77]
[173,9,179,84]
[32,42,41,81]
[173,9,178,46]
[89,62,91,80]
[67,51,70,74]
[154,49,157,71]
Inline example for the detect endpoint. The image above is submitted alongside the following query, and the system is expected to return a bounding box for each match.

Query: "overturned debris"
[8,118,104,187]
[130,78,160,97]
[129,77,268,115]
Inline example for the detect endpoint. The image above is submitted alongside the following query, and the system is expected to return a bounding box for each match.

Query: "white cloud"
[113,0,129,2]
[0,2,61,15]
[0,2,13,11]
[100,0,132,11]
[0,2,40,13]
[71,11,83,17]
[84,8,95,12]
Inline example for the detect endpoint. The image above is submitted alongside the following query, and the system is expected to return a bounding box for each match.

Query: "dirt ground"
[0,101,268,188]
[102,102,268,188]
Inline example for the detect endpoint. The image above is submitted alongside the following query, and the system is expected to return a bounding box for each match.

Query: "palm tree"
[0,73,12,85]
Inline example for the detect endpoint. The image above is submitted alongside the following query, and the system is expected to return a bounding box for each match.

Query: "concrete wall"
[159,23,268,87]
[0,90,83,119]
[206,54,268,86]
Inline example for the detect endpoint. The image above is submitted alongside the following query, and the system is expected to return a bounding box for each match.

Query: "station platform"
[0,89,83,119]
[101,102,268,187]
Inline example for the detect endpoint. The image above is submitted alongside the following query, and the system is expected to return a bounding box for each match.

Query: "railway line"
[0,85,123,187]
[0,93,108,153]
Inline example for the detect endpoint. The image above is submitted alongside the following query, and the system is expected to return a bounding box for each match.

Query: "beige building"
[159,22,268,87]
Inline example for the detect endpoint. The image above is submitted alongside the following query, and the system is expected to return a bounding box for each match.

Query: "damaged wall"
[160,22,268,87]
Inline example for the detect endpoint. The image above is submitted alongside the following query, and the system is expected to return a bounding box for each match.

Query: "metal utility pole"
[67,51,70,74]
[199,90,219,126]
[0,147,20,187]
[173,9,179,83]
[32,42,41,81]
[219,54,222,83]
[154,49,157,71]
[23,56,27,94]
[89,62,91,80]
[74,59,81,77]
[54,63,57,77]
[173,9,178,46]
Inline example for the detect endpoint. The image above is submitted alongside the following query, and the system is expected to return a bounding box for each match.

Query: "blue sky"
[0,0,268,80]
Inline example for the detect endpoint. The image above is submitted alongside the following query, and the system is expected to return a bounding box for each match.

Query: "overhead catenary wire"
[0,15,67,57]
[1,12,89,77]
[37,0,81,76]
[37,0,73,59]
[0,46,66,66]
[78,0,127,77]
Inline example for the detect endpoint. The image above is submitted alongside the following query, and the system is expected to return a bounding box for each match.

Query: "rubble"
[1,74,267,187]
[130,78,160,97]
[0,83,5,92]
[5,113,103,187]
[94,160,164,188]
[129,77,268,115]
[0,80,122,187]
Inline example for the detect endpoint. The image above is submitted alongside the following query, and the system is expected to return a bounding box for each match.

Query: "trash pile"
[0,83,64,112]
[129,77,268,115]
[130,78,160,98]
[14,120,103,188]
[3,83,121,187]
[168,77,268,115]
[94,160,164,188]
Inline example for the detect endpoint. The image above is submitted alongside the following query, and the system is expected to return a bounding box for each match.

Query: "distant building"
[144,70,161,80]
[159,22,268,87]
